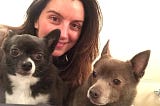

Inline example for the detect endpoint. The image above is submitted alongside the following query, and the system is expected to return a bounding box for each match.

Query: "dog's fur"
[70,40,150,106]
[0,29,66,106]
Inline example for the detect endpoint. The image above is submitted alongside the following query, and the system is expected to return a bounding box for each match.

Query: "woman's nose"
[59,23,69,39]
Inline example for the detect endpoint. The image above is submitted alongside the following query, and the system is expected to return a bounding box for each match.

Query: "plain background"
[0,0,160,82]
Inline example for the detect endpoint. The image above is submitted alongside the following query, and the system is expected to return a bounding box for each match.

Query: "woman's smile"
[56,41,68,49]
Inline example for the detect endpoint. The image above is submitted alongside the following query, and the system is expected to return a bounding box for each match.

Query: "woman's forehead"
[44,0,84,21]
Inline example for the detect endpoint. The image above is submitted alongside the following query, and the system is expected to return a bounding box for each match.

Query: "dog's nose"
[89,88,101,99]
[22,61,32,71]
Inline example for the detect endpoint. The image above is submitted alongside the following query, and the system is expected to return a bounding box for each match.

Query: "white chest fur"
[5,74,49,105]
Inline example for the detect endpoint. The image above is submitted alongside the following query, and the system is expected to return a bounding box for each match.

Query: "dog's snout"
[22,61,32,71]
[89,88,101,99]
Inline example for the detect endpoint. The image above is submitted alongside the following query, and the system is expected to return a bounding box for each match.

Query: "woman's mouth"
[56,42,66,48]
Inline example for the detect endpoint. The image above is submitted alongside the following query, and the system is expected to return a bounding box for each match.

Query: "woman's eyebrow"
[47,10,63,18]
[47,10,84,22]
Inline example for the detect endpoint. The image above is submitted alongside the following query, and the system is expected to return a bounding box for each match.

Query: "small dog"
[0,29,66,106]
[70,40,150,106]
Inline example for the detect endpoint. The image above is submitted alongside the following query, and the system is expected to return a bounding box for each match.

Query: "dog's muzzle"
[17,58,36,76]
[22,61,32,71]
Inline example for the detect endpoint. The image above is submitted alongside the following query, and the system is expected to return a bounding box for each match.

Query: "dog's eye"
[113,79,121,85]
[33,53,44,61]
[10,48,21,57]
[92,71,97,78]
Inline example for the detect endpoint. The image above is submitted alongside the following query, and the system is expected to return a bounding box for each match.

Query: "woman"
[0,0,102,91]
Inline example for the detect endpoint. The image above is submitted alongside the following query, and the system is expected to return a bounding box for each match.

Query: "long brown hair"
[6,0,103,89]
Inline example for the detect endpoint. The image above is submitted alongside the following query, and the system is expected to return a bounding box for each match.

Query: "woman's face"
[34,0,84,56]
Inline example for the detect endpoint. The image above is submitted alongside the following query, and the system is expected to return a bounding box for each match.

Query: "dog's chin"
[89,97,107,106]
[16,71,32,76]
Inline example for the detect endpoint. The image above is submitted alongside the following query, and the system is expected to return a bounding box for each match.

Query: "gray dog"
[70,40,150,106]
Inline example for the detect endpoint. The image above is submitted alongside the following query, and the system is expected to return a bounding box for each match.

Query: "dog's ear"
[1,30,15,49]
[7,30,15,38]
[44,29,60,53]
[130,50,150,80]
[101,40,111,58]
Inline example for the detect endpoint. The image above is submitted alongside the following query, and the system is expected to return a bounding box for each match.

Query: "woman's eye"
[49,15,61,25]
[33,53,44,61]
[70,23,82,31]
[10,48,21,57]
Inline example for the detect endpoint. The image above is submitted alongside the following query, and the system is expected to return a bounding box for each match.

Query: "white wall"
[0,0,160,82]
[99,0,160,82]
[0,0,32,26]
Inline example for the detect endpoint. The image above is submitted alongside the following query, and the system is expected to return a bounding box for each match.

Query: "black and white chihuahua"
[0,29,66,106]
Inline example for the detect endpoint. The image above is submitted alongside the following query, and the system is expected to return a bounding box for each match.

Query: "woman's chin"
[52,51,64,57]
